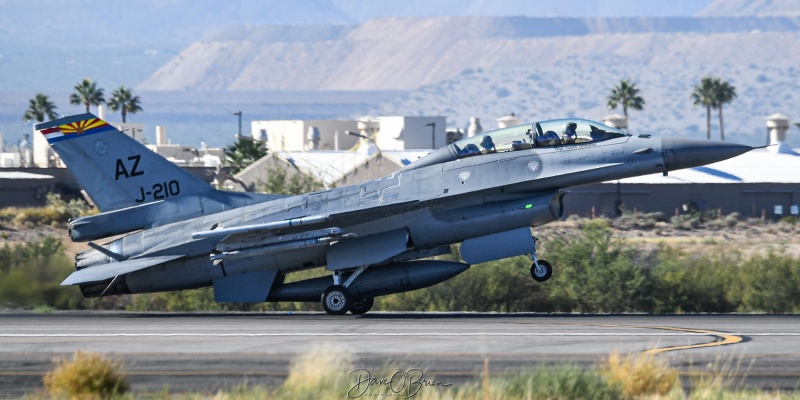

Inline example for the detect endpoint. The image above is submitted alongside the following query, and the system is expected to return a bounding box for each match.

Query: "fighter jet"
[37,114,751,315]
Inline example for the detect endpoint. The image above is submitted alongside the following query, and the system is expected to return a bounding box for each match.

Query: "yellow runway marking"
[639,326,743,354]
[596,324,744,354]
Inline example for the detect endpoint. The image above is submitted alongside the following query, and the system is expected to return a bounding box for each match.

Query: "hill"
[698,0,800,17]
[138,16,800,92]
[134,16,800,145]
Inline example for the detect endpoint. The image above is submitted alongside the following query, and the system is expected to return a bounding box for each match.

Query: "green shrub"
[502,364,623,400]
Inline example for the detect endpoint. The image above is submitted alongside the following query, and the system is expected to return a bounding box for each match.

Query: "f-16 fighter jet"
[37,114,751,314]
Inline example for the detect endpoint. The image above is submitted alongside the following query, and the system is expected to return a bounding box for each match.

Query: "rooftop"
[613,148,800,184]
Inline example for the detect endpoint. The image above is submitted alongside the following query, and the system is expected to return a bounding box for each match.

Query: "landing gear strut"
[528,237,553,282]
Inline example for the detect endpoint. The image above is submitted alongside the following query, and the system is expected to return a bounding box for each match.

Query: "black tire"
[531,260,553,282]
[321,285,352,315]
[349,298,374,315]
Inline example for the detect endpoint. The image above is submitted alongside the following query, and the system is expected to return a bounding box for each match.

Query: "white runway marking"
[0,332,797,338]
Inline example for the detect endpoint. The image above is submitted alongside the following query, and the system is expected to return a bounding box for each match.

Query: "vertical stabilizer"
[35,113,215,212]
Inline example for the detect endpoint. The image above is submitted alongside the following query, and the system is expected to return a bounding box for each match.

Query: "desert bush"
[1,193,95,227]
[604,351,679,397]
[43,350,128,399]
[277,344,353,399]
[735,253,800,313]
[500,364,623,400]
[544,219,654,313]
[671,214,701,230]
[0,237,83,309]
[651,248,738,313]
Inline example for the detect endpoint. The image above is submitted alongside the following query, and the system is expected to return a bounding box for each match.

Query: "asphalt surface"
[1,312,799,397]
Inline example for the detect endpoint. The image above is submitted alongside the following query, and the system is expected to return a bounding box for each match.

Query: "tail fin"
[35,113,215,212]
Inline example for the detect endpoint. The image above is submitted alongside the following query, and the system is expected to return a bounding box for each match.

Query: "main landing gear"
[528,237,553,282]
[321,267,375,315]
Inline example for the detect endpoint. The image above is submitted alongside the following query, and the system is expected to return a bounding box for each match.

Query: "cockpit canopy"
[451,118,629,159]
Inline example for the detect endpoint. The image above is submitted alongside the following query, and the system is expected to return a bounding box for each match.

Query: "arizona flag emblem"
[40,117,115,144]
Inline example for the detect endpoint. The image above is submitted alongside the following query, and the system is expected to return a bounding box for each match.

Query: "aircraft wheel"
[531,260,553,282]
[321,285,352,315]
[349,298,374,315]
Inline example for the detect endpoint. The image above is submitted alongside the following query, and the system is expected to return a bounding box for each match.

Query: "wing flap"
[61,255,183,286]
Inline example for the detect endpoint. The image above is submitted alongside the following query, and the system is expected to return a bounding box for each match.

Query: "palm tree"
[224,137,268,174]
[22,93,58,123]
[108,86,143,123]
[712,78,736,141]
[606,79,645,119]
[691,77,717,140]
[69,78,105,113]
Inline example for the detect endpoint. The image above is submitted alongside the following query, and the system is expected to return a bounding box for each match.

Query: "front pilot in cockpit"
[479,135,496,154]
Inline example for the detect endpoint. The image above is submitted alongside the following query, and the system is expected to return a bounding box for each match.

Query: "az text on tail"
[35,113,215,212]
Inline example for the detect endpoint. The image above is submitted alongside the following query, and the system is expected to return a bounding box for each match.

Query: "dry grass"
[278,343,354,399]
[604,351,680,398]
[29,347,800,400]
[43,350,128,400]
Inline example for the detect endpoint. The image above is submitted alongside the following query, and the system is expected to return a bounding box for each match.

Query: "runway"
[1,312,799,396]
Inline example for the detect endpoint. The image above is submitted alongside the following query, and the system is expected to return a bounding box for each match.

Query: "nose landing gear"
[530,259,552,282]
[528,237,553,282]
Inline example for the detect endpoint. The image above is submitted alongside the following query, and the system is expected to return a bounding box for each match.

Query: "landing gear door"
[326,228,409,271]
[460,227,535,265]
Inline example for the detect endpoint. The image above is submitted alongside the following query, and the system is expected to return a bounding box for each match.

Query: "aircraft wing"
[61,255,183,286]
[193,200,420,240]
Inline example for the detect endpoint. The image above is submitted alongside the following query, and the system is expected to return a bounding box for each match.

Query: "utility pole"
[233,111,242,137]
[425,122,436,149]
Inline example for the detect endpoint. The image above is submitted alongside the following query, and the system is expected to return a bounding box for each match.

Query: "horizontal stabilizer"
[61,255,183,286]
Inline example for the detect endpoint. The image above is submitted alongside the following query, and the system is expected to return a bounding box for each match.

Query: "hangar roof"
[274,150,431,186]
[0,171,54,180]
[615,148,800,184]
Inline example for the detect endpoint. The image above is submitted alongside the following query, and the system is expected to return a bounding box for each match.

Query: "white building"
[250,120,360,152]
[145,126,224,167]
[250,116,447,152]
[372,116,446,151]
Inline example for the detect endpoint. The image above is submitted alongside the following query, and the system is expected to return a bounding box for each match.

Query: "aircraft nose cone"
[662,138,752,171]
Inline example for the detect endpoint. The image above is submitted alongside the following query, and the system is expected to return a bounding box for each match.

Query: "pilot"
[479,135,497,153]
[454,143,481,158]
[562,122,578,144]
[537,131,560,147]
